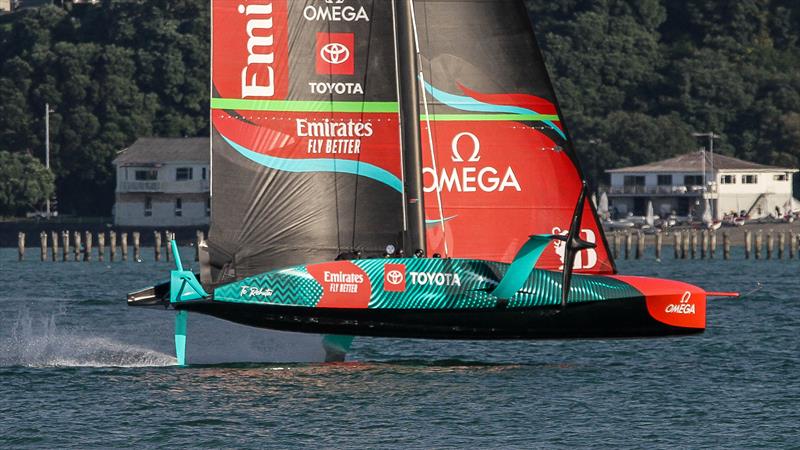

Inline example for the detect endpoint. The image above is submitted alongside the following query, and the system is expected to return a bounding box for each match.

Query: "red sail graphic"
[421,120,613,274]
[416,0,614,274]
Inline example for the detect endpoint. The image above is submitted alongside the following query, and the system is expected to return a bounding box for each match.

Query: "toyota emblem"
[320,42,351,65]
[385,270,404,285]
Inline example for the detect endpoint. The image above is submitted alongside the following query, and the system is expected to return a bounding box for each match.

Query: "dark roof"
[607,151,795,173]
[113,138,209,165]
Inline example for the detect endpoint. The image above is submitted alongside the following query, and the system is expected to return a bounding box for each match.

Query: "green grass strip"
[420,113,560,122]
[211,98,399,113]
[212,99,560,122]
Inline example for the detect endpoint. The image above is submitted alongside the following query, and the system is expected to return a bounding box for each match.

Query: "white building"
[603,151,798,220]
[113,138,209,227]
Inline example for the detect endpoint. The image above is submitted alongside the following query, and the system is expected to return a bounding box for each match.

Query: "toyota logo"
[320,43,350,65]
[385,270,404,285]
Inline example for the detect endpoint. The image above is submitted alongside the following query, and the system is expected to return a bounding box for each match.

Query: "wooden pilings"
[84,231,92,262]
[17,232,25,261]
[154,231,162,261]
[655,232,663,260]
[51,231,58,262]
[13,227,800,263]
[97,232,105,262]
[39,231,47,261]
[133,231,141,261]
[164,231,172,263]
[109,231,117,262]
[121,232,128,261]
[196,230,204,261]
[73,231,81,262]
[62,231,69,262]
[744,230,752,259]
[636,232,645,259]
[701,231,708,259]
[755,231,763,260]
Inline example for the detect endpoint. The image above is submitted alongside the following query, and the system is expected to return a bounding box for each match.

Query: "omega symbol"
[320,43,350,65]
[451,132,481,163]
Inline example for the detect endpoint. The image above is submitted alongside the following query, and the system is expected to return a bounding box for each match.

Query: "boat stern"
[611,275,707,331]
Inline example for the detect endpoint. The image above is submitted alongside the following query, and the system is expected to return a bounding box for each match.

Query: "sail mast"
[394,0,427,256]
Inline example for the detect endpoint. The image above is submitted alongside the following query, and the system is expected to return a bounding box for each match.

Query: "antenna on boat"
[553,181,597,308]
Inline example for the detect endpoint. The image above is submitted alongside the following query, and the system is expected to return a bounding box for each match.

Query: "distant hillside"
[0,0,799,214]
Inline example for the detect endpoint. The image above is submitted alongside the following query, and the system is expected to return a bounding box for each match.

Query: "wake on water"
[0,308,175,368]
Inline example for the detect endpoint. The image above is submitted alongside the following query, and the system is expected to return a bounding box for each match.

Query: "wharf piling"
[196,230,204,261]
[655,232,663,260]
[39,231,47,261]
[625,233,632,260]
[18,232,25,261]
[133,232,141,261]
[51,231,58,262]
[73,231,81,262]
[154,231,162,262]
[767,231,774,260]
[164,231,172,263]
[62,231,69,262]
[84,231,93,262]
[98,232,105,262]
[744,230,752,259]
[701,231,708,259]
[109,231,117,262]
[723,232,731,260]
[121,232,128,261]
[755,231,763,259]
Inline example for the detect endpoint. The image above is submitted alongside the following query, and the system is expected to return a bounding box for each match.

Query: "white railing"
[600,184,718,195]
[118,180,209,193]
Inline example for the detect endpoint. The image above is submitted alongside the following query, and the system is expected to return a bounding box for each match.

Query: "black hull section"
[178,299,702,340]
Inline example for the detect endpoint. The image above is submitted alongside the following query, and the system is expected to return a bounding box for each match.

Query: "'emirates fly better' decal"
[212,0,404,192]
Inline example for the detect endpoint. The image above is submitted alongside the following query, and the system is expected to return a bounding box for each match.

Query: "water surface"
[1,248,797,448]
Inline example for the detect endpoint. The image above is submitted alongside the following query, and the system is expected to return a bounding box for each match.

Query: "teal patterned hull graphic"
[213,258,641,310]
[215,266,322,307]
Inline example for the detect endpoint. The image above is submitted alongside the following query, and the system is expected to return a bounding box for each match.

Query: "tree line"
[0,0,799,216]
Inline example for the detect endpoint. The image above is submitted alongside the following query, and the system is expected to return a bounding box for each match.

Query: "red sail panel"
[421,120,612,273]
[415,0,614,274]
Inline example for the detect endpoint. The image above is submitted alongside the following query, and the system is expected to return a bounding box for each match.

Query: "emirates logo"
[320,42,350,65]
[385,270,403,285]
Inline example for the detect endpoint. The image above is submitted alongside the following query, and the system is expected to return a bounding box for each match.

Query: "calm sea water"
[0,247,797,448]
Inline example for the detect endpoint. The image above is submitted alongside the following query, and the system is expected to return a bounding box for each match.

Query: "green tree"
[0,151,55,216]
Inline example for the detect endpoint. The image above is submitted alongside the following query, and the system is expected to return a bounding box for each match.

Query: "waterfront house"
[113,138,209,227]
[602,151,798,220]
